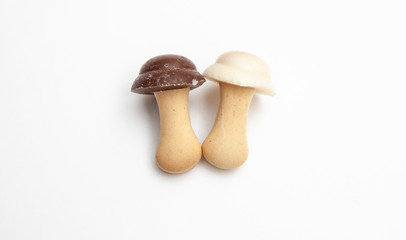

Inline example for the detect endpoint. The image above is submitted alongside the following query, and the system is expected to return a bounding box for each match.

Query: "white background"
[1,0,405,239]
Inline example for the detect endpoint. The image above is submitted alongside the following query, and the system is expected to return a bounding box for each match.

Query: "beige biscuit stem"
[154,88,201,174]
[202,82,255,169]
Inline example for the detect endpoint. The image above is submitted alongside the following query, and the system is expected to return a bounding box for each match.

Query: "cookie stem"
[154,88,202,174]
[202,82,255,169]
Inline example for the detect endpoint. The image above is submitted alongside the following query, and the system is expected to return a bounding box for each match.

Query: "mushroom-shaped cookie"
[131,54,205,174]
[202,51,275,169]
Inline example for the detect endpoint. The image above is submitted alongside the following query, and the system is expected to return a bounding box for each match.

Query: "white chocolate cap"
[203,51,275,96]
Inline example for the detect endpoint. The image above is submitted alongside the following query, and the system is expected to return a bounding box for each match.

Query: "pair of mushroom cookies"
[131,51,275,174]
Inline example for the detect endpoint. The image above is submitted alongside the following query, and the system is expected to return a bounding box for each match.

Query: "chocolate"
[131,54,206,94]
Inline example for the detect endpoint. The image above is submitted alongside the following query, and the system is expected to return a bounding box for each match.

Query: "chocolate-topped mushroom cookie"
[132,54,205,174]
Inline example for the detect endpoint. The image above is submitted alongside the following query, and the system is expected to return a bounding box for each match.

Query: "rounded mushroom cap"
[203,51,275,96]
[131,54,205,94]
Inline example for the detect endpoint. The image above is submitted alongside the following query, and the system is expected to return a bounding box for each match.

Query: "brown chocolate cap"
[131,54,206,94]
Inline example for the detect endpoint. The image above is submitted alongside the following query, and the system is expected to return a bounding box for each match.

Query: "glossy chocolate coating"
[131,54,205,94]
